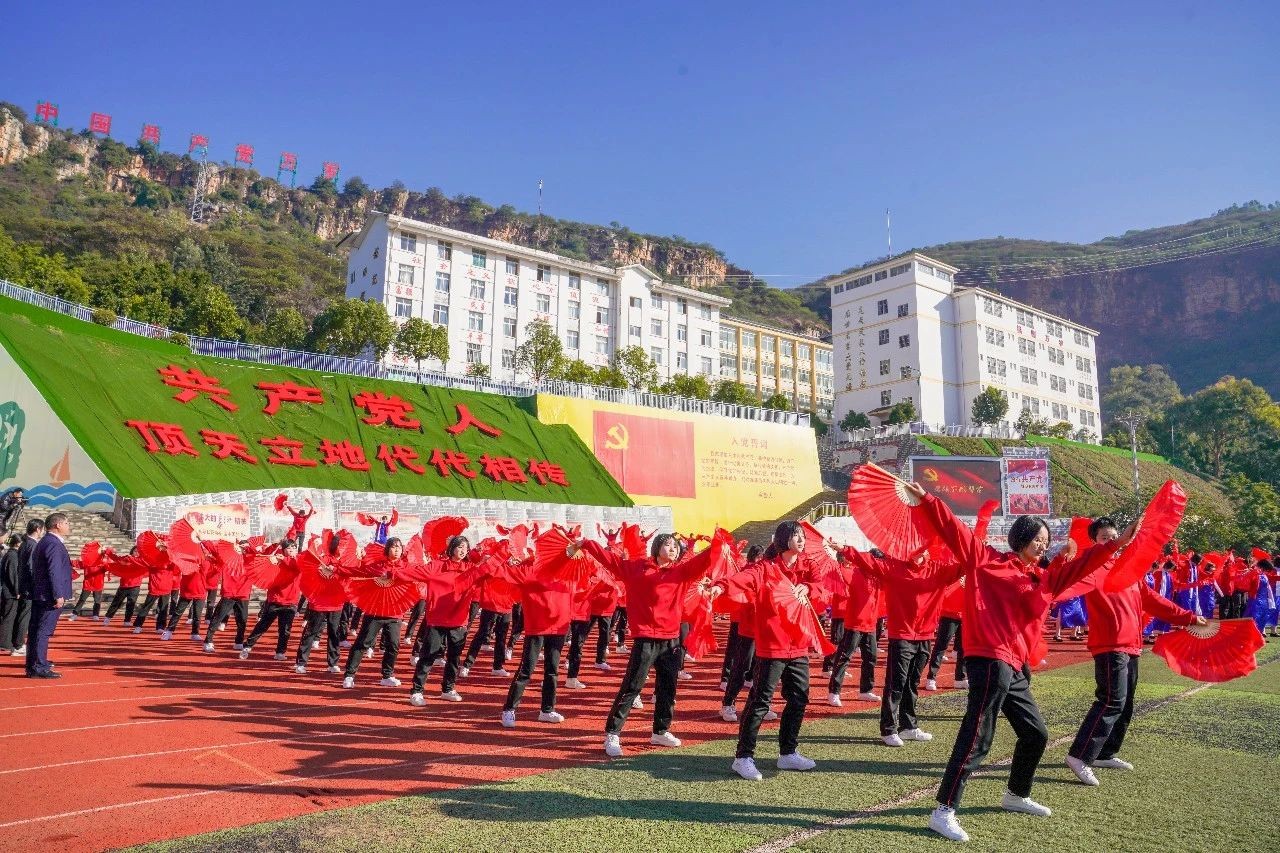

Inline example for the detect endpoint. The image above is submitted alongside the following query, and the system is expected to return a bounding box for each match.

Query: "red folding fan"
[1067,517,1093,553]
[79,541,102,570]
[1153,618,1264,682]
[136,530,168,569]
[619,522,650,560]
[105,553,149,584]
[422,516,468,556]
[531,525,593,582]
[166,519,205,576]
[345,574,421,618]
[848,463,926,559]
[274,493,289,512]
[297,548,347,610]
[682,583,717,659]
[973,500,1000,543]
[1103,481,1187,593]
[1251,547,1271,562]
[497,524,532,559]
[768,574,836,656]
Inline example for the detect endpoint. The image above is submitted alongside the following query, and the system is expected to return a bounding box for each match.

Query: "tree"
[1045,421,1074,439]
[1103,364,1182,423]
[762,393,791,411]
[393,317,449,371]
[181,286,244,339]
[514,319,566,382]
[1169,376,1280,479]
[260,307,308,350]
[713,379,758,406]
[1015,408,1051,435]
[810,411,829,437]
[309,297,394,359]
[593,365,628,389]
[562,359,597,384]
[466,362,491,379]
[341,176,370,201]
[971,386,1009,425]
[886,401,917,425]
[840,411,871,432]
[359,300,397,360]
[309,176,338,201]
[1223,474,1280,551]
[659,374,712,399]
[613,345,659,391]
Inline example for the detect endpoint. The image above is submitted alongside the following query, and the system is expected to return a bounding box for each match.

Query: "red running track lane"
[0,616,1097,851]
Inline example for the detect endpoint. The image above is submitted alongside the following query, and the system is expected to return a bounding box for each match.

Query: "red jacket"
[1084,580,1195,656]
[917,495,1121,668]
[477,575,519,613]
[856,552,964,641]
[940,580,965,620]
[588,572,622,618]
[719,555,828,659]
[836,549,883,632]
[266,557,302,606]
[410,558,478,628]
[178,568,207,599]
[581,540,715,640]
[499,560,572,637]
[147,565,178,597]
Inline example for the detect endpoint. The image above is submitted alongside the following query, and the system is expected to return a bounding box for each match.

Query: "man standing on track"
[26,512,73,679]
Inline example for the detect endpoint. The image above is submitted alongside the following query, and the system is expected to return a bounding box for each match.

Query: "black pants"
[104,587,139,622]
[604,637,682,736]
[133,593,171,631]
[339,604,363,639]
[25,599,61,675]
[828,628,877,694]
[73,589,103,617]
[823,618,845,671]
[404,600,426,642]
[722,634,757,706]
[412,625,467,692]
[736,656,810,759]
[297,610,343,668]
[591,615,612,664]
[505,633,564,712]
[343,617,402,678]
[203,589,219,623]
[882,639,931,735]
[464,609,511,671]
[567,619,593,678]
[937,657,1048,808]
[509,603,524,647]
[927,618,966,681]
[203,598,248,645]
[720,621,742,682]
[166,597,204,635]
[244,602,298,654]
[1069,652,1140,764]
[0,595,29,649]
[611,607,627,645]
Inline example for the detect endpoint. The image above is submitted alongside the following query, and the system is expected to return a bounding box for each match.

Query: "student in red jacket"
[202,542,253,652]
[341,538,415,688]
[133,559,178,634]
[827,547,883,706]
[406,536,483,704]
[575,532,715,758]
[911,483,1133,844]
[295,536,350,674]
[588,571,622,671]
[498,556,574,727]
[240,540,302,661]
[461,573,518,677]
[924,578,967,692]
[565,569,613,688]
[70,545,106,620]
[102,546,143,625]
[1065,517,1203,787]
[163,556,208,640]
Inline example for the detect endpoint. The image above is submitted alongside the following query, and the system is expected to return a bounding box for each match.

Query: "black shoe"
[26,670,61,679]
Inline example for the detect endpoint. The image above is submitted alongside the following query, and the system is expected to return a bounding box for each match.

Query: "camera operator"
[0,488,27,534]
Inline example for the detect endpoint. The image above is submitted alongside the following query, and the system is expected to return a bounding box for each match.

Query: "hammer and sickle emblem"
[923,468,940,483]
[604,423,629,451]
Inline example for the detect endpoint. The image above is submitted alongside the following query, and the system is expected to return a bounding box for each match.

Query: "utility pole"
[1115,410,1146,513]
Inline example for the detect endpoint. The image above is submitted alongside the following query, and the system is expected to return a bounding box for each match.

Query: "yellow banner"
[535,394,822,534]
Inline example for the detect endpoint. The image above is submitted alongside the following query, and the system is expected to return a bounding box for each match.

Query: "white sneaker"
[441,689,462,701]
[380,676,401,687]
[459,666,470,678]
[684,653,696,663]
[604,734,623,757]
[160,630,173,640]
[342,676,355,689]
[566,678,586,689]
[650,731,681,747]
[883,733,905,747]
[631,695,643,710]
[719,679,729,691]
[827,692,842,707]
[295,664,307,674]
[500,709,516,728]
[732,757,763,781]
[11,645,25,655]
[327,665,341,673]
[763,709,779,722]
[132,626,143,634]
[311,640,319,650]
[901,728,934,742]
[491,668,511,677]
[953,679,969,689]
[202,642,215,653]
[69,613,77,621]
[677,670,693,681]
[238,648,250,660]
[232,643,243,650]
[1093,757,1134,770]
[743,679,753,689]
[504,648,513,661]
[924,678,938,691]
[538,710,565,723]
[217,624,225,632]
[858,691,880,702]
[1001,790,1051,816]
[409,692,427,707]
[274,652,286,661]
[410,655,420,666]
[777,751,817,771]
[616,644,628,653]
[190,633,200,641]
[1066,755,1100,786]
[102,618,111,627]
[339,639,352,649]
[595,661,612,671]
[720,705,739,722]
[929,806,969,843]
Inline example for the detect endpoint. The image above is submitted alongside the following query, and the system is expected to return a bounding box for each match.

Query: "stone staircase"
[730,489,844,547]
[19,507,135,557]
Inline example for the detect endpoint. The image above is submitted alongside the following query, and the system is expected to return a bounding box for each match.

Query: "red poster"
[593,411,695,499]
[912,458,1005,516]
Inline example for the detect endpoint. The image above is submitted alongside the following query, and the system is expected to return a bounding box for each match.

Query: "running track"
[0,617,1095,851]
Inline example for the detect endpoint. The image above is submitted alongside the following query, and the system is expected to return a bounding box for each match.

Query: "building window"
[1076,355,1092,373]
[799,367,811,383]
[504,286,518,307]
[472,249,487,269]
[394,297,412,318]
[985,327,1005,346]
[629,296,642,309]
[817,349,831,368]
[1045,320,1064,338]
[536,264,552,282]
[889,262,911,277]
[398,233,417,252]
[781,340,794,358]
[535,293,551,313]
[834,283,845,294]
[652,319,664,336]
[720,354,736,376]
[677,325,688,342]
[437,241,452,261]
[898,334,911,348]
[763,360,774,377]
[1016,308,1034,327]
[1050,375,1066,392]
[1074,329,1089,346]
[782,364,793,380]
[596,278,610,296]
[435,272,451,295]
[700,329,712,347]
[432,303,449,325]
[1047,346,1065,365]
[987,357,1007,378]
[743,331,757,348]
[1078,383,1094,400]
[397,263,415,285]
[501,350,515,369]
[503,317,516,338]
[651,347,664,366]
[720,329,736,349]
[1019,338,1036,357]
[566,330,579,350]
[595,307,609,325]
[982,296,1003,317]
[881,390,892,406]
[1052,402,1069,420]
[879,359,890,376]
[567,300,580,319]
[468,311,485,332]
[1021,365,1039,385]
[897,303,909,318]
[874,270,889,281]
[651,294,664,310]
[676,298,688,315]
[1022,397,1040,414]
[596,336,609,355]
[697,305,713,320]
[677,351,688,370]
[469,278,487,300]
[877,299,889,316]
[900,366,916,379]
[878,329,890,345]
[743,357,757,374]
[799,343,811,360]
[466,343,482,364]
[505,257,520,275]
[700,355,713,375]
[629,324,641,338]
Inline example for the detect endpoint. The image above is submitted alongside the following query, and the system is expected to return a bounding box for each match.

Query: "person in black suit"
[0,534,23,651]
[4,520,43,655]
[26,513,72,678]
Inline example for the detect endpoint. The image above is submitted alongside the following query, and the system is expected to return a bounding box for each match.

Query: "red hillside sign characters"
[140,124,161,145]
[234,143,254,168]
[35,101,58,125]
[321,161,339,181]
[89,112,112,135]
[277,151,298,187]
[188,134,209,155]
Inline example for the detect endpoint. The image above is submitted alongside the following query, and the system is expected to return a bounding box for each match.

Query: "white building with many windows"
[827,252,1102,437]
[340,213,730,382]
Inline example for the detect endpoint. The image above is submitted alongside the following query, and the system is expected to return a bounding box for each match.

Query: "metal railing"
[802,501,850,524]
[0,279,809,427]
[836,421,1022,447]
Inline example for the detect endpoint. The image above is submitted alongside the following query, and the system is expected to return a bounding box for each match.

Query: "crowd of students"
[7,495,1276,844]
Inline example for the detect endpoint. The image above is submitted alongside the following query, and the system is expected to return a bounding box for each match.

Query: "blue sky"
[3,1,1277,284]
